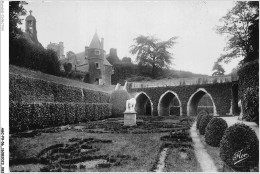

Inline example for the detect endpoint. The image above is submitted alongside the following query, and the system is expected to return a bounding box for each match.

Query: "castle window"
[112,67,115,74]
[95,50,100,55]
[95,62,100,69]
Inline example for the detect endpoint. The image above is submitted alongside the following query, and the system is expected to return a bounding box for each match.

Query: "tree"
[63,62,72,76]
[212,62,225,76]
[122,57,132,64]
[130,35,177,78]
[216,1,259,65]
[247,1,259,62]
[9,1,27,38]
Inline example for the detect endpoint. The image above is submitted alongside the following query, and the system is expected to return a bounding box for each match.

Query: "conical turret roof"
[89,32,102,49]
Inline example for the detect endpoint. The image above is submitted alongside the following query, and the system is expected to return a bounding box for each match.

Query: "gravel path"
[190,122,218,172]
[154,148,168,172]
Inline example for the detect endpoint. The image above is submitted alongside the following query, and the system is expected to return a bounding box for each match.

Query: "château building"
[47,42,65,59]
[61,32,113,85]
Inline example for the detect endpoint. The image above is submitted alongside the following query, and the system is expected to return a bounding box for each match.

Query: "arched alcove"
[135,92,153,116]
[158,91,182,116]
[187,88,217,116]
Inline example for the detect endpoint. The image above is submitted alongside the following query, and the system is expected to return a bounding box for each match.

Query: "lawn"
[10,116,199,172]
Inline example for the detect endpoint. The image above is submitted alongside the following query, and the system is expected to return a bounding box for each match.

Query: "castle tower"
[85,32,106,85]
[25,10,40,45]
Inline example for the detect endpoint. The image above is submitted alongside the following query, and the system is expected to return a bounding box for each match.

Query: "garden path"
[190,122,218,172]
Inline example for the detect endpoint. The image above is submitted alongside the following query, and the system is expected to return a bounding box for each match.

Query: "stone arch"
[187,88,217,116]
[135,92,153,116]
[158,90,182,116]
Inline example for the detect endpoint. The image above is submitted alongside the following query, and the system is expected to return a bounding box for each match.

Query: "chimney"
[110,48,117,57]
[101,38,104,49]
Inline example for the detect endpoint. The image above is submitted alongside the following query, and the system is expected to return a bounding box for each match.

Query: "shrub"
[220,123,259,171]
[205,117,228,147]
[196,110,209,129]
[242,87,259,124]
[199,114,213,135]
[238,60,259,124]
[109,89,131,117]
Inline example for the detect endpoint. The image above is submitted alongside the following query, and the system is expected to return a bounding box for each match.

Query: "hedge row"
[238,60,259,123]
[9,74,110,103]
[129,82,233,116]
[9,102,112,133]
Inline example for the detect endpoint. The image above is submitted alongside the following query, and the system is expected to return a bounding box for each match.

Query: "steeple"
[24,10,41,47]
[89,32,102,49]
[25,10,36,22]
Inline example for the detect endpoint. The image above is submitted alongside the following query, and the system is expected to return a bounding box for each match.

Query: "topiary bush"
[199,114,213,135]
[196,110,209,129]
[109,89,131,117]
[220,123,259,171]
[205,117,228,147]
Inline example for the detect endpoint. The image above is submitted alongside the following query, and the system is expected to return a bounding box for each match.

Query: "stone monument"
[124,98,137,126]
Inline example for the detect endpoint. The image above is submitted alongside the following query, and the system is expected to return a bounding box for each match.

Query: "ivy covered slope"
[10,73,110,103]
[238,60,259,124]
[9,66,114,133]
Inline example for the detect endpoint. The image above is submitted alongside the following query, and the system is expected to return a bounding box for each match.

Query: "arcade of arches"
[134,89,221,117]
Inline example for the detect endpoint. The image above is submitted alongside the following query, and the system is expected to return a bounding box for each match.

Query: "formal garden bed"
[10,116,198,172]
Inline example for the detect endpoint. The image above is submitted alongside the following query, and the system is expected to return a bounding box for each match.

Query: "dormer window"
[95,50,100,55]
[95,62,100,69]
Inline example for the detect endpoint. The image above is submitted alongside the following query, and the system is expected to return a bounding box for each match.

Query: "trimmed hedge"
[83,89,110,103]
[205,117,228,147]
[199,114,213,135]
[110,89,131,117]
[238,60,259,124]
[9,74,110,103]
[220,123,259,171]
[196,110,209,129]
[9,102,112,133]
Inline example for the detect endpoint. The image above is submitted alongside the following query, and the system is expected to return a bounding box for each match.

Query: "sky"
[19,0,242,75]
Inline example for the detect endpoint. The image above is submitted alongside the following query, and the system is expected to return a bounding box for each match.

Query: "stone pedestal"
[124,111,137,126]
